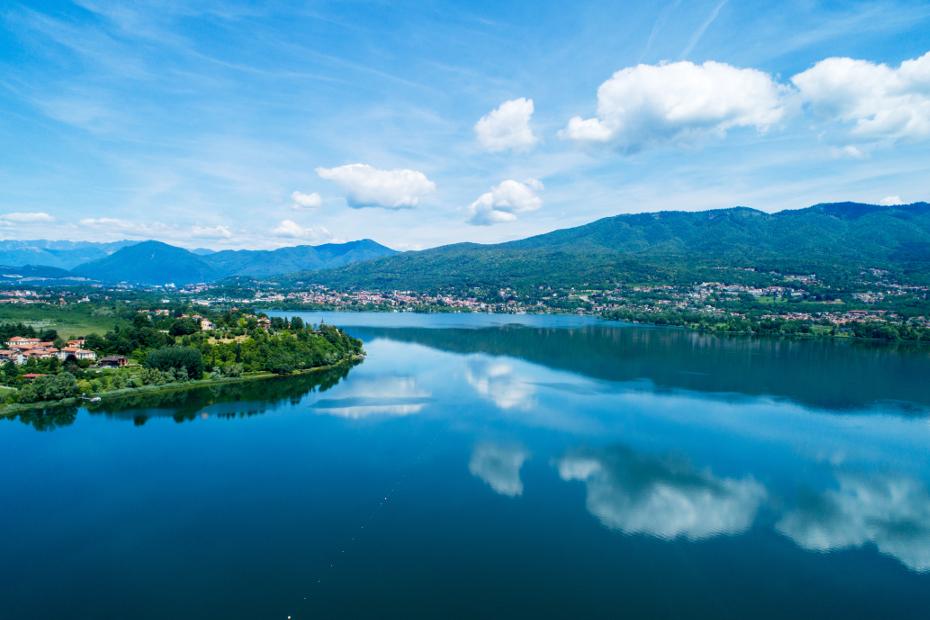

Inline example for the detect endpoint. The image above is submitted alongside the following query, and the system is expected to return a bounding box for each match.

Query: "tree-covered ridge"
[292,202,930,291]
[0,307,363,407]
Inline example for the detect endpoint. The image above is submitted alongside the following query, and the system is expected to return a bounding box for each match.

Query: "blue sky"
[1,0,929,250]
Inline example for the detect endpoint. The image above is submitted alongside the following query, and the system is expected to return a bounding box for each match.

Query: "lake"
[2,311,930,619]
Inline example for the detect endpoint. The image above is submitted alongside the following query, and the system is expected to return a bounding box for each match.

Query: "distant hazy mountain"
[299,202,930,290]
[72,239,397,284]
[0,240,133,269]
[72,241,218,285]
[0,264,76,282]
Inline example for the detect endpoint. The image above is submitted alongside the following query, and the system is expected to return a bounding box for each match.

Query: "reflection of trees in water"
[4,405,79,432]
[6,364,356,430]
[354,325,930,412]
[93,365,354,424]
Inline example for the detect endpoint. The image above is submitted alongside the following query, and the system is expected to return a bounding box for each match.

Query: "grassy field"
[0,304,126,339]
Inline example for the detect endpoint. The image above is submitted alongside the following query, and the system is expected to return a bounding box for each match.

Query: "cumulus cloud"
[271,219,333,242]
[792,51,930,142]
[879,195,906,206]
[0,211,56,223]
[777,473,930,572]
[469,442,530,497]
[290,190,322,210]
[316,163,435,209]
[558,446,766,540]
[467,179,543,226]
[474,97,538,152]
[465,358,536,410]
[311,376,431,418]
[560,60,787,150]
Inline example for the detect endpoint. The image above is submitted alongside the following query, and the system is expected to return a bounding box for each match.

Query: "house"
[22,347,59,360]
[22,373,46,380]
[257,316,271,329]
[98,355,128,368]
[66,338,86,348]
[0,349,24,365]
[58,347,97,362]
[6,336,40,348]
[200,318,216,331]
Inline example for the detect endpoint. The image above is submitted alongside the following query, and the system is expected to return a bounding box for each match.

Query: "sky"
[1,0,929,250]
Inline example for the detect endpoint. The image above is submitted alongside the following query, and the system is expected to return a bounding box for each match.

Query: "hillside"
[203,239,395,278]
[295,202,930,291]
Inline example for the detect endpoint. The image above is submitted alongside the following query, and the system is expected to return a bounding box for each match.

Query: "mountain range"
[295,201,930,290]
[0,240,135,270]
[71,239,397,285]
[3,201,929,288]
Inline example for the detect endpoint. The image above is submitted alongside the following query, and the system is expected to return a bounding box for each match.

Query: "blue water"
[2,313,930,618]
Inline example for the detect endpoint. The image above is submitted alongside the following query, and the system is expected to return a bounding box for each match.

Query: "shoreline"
[265,305,930,347]
[0,354,363,418]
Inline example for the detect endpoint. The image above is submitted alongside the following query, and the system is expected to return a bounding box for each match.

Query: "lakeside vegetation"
[0,306,363,411]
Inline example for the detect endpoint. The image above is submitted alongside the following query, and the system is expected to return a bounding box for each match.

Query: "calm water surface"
[3,311,930,619]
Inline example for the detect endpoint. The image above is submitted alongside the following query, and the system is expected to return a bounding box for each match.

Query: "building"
[57,347,97,362]
[200,318,216,331]
[0,349,24,365]
[6,336,40,348]
[98,355,128,368]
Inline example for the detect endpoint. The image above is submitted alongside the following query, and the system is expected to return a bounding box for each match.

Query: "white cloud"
[474,97,538,152]
[190,225,233,239]
[290,190,322,210]
[0,211,56,223]
[559,446,766,540]
[830,145,866,159]
[80,218,235,242]
[467,179,543,226]
[469,442,530,497]
[777,474,930,572]
[271,219,333,242]
[560,60,787,150]
[316,163,435,209]
[879,195,906,206]
[80,217,147,234]
[792,51,930,142]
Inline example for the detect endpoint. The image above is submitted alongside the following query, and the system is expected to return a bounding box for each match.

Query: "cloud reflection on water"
[777,473,930,572]
[469,442,530,497]
[558,446,766,541]
[311,376,431,418]
[465,358,536,410]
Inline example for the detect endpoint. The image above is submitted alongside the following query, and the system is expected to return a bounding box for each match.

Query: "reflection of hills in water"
[349,324,930,412]
[5,365,354,431]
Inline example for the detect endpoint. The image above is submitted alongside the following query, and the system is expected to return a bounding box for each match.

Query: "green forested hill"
[296,202,930,290]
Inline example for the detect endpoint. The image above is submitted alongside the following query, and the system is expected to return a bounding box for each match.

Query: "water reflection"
[778,473,930,572]
[469,442,530,497]
[350,325,930,413]
[558,445,766,541]
[311,375,431,418]
[465,358,536,411]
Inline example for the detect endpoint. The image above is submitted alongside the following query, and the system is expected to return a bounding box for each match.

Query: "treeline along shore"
[0,306,363,413]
